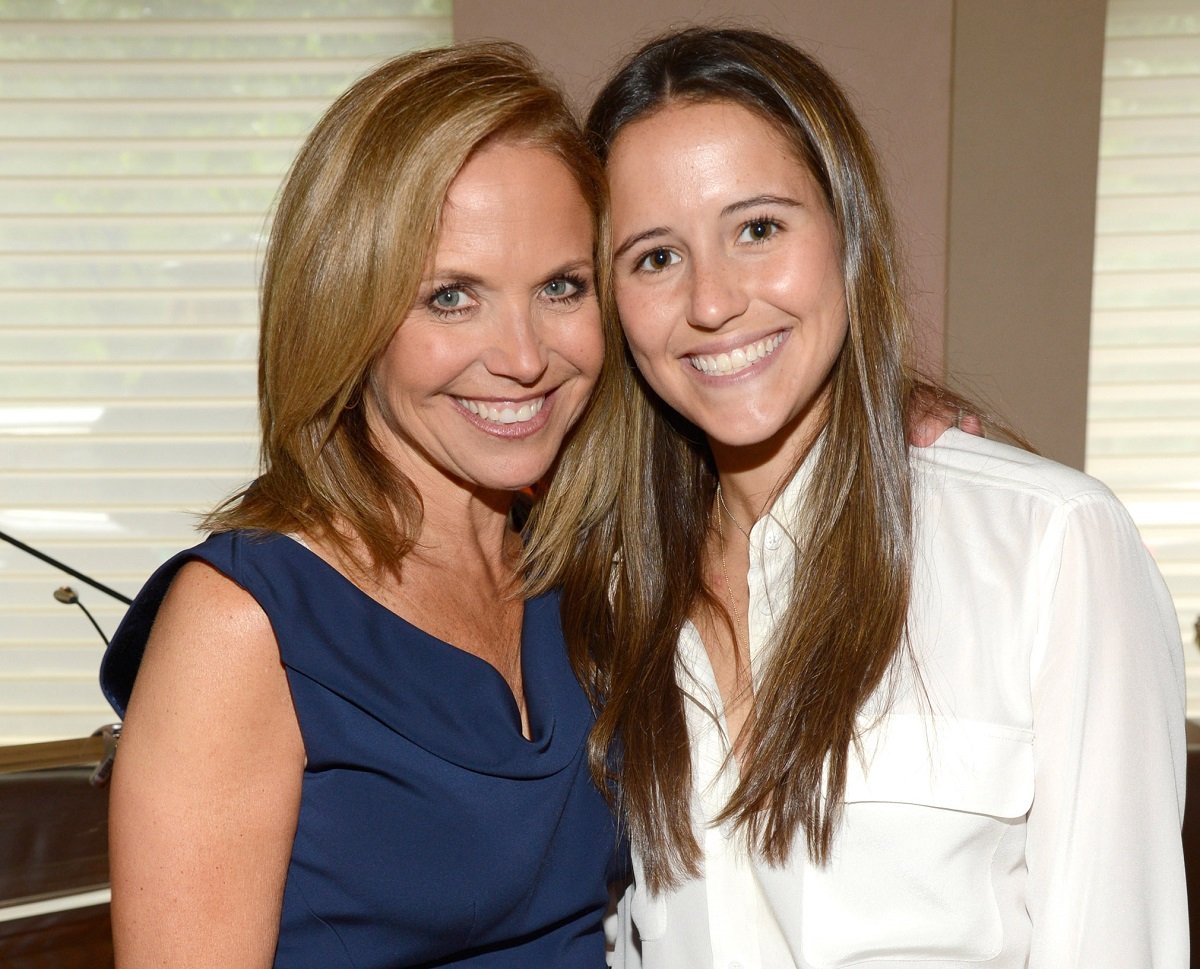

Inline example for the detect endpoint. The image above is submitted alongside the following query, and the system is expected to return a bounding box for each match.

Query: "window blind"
[1086,0,1200,713]
[0,1,452,743]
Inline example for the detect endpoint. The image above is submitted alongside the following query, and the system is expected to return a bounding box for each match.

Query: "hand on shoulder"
[907,382,984,447]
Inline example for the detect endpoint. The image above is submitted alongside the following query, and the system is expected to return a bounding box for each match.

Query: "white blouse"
[608,429,1188,969]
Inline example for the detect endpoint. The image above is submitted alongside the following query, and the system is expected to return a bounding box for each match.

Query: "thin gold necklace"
[716,482,751,539]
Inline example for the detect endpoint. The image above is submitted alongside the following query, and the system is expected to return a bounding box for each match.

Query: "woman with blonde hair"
[101,43,623,968]
[529,26,1187,967]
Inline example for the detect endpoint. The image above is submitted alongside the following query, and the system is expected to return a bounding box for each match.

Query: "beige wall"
[455,0,1106,467]
[946,1,1106,468]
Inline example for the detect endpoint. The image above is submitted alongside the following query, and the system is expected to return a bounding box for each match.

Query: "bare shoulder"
[110,558,305,967]
[150,557,277,666]
[122,556,302,767]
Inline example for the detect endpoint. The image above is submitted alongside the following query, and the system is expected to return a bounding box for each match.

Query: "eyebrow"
[720,194,803,218]
[613,194,805,261]
[544,257,593,279]
[423,257,593,289]
[613,227,670,262]
[423,269,486,289]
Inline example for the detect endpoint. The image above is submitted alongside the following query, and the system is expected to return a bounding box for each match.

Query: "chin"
[703,408,819,454]
[472,462,555,495]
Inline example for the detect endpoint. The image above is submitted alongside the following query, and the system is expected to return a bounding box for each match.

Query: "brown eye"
[738,219,778,243]
[636,248,680,272]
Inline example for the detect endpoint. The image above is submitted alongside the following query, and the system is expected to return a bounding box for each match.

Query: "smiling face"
[367,139,602,496]
[608,99,849,470]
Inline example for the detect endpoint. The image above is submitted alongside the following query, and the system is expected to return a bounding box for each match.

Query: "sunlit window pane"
[0,2,451,742]
[1087,0,1200,714]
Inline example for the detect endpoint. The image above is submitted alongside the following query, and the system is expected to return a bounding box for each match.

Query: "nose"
[485,304,549,385]
[686,253,748,330]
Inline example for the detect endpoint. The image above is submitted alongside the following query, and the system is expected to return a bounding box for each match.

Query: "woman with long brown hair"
[529,27,1187,967]
[100,43,623,968]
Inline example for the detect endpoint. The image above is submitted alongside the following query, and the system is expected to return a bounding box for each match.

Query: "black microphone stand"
[0,528,132,606]
[0,528,131,785]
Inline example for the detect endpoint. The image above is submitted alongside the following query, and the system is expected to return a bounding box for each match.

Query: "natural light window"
[0,1,451,742]
[1085,0,1200,714]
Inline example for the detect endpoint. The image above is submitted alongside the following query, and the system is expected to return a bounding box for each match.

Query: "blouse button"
[765,531,782,550]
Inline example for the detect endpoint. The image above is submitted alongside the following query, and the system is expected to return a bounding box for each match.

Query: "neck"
[707,392,829,529]
[408,471,521,586]
[710,432,816,532]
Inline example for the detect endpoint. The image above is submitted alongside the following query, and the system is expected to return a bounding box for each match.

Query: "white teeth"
[689,333,784,376]
[457,396,545,425]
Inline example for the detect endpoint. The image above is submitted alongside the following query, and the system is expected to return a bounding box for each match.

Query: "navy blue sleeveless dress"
[100,530,622,968]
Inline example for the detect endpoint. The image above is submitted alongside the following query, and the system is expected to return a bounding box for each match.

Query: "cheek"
[364,355,412,434]
[813,249,849,318]
[369,338,409,403]
[760,254,838,312]
[548,309,605,386]
[621,335,677,409]
[374,331,468,409]
[615,289,669,364]
[805,319,850,398]
[412,327,482,377]
[577,309,606,380]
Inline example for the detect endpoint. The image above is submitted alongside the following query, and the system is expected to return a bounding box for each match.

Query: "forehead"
[431,141,593,268]
[443,141,583,218]
[606,99,816,210]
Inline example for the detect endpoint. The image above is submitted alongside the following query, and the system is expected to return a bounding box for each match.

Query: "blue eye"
[540,273,590,304]
[427,284,477,317]
[543,278,578,298]
[432,288,467,309]
[738,219,779,243]
[636,248,680,272]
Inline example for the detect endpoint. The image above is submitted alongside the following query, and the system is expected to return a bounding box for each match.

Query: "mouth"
[454,395,546,426]
[687,333,785,376]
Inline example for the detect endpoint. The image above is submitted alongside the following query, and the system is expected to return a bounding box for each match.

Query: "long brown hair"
[527,27,918,889]
[203,42,605,573]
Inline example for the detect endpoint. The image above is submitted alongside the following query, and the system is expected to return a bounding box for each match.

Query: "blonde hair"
[205,42,604,573]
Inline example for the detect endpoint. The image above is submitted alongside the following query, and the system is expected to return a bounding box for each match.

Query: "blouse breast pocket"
[800,715,1034,969]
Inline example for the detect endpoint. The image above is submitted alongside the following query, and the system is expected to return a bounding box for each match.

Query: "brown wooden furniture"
[0,737,114,969]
